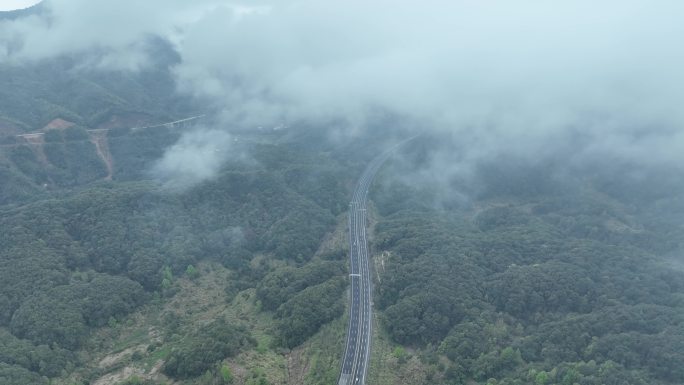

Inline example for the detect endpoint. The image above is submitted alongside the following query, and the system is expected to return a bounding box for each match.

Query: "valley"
[1,3,684,385]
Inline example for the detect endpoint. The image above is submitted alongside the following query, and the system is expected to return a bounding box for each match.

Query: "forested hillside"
[0,39,194,135]
[2,110,683,385]
[2,2,684,385]
[2,120,683,385]
[0,122,357,384]
[367,136,684,385]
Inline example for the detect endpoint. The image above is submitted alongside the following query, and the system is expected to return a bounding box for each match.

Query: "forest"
[0,37,194,134]
[0,22,682,384]
[2,115,684,384]
[0,120,355,384]
[368,136,684,384]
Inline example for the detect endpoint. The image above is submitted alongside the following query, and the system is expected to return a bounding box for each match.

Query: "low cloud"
[3,0,684,185]
[0,0,224,70]
[150,128,238,191]
[172,0,684,169]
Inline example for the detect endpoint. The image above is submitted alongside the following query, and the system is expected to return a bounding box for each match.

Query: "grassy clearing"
[366,316,432,385]
[53,259,357,385]
[302,316,347,385]
[51,212,410,385]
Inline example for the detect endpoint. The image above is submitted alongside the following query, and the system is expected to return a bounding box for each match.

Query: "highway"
[338,139,415,385]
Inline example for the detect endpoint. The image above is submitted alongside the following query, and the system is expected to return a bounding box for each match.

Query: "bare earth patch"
[92,366,145,385]
[286,347,310,385]
[98,345,147,369]
[42,118,75,131]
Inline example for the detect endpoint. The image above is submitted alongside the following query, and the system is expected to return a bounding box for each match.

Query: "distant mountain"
[0,39,196,135]
[0,1,43,20]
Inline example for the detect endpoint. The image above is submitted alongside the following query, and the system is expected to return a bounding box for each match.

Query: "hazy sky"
[1,0,683,185]
[0,0,40,11]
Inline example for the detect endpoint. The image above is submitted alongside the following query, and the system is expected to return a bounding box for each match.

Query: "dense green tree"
[275,277,346,348]
[63,126,89,141]
[0,329,72,378]
[78,275,146,327]
[370,146,684,385]
[9,293,86,350]
[8,146,49,184]
[485,262,594,319]
[163,319,254,378]
[43,130,63,143]
[0,363,48,385]
[256,260,344,310]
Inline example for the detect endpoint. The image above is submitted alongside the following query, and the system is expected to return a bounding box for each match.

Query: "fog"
[2,0,684,182]
[150,128,247,190]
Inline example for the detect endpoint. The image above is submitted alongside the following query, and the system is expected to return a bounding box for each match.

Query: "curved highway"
[338,139,415,385]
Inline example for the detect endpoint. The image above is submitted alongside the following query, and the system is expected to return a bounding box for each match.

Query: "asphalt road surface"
[338,139,415,385]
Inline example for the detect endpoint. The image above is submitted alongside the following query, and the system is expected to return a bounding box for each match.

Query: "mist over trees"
[367,134,684,384]
[0,122,355,382]
[1,1,684,385]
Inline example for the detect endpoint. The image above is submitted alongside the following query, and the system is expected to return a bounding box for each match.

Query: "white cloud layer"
[0,0,225,69]
[2,0,684,169]
[150,128,235,190]
[0,0,41,11]
[183,1,683,167]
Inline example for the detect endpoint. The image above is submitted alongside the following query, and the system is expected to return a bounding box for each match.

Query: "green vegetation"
[9,276,144,349]
[2,58,683,385]
[256,258,348,348]
[107,126,181,181]
[0,329,72,378]
[0,362,48,385]
[0,45,194,133]
[274,277,346,348]
[368,143,684,385]
[220,365,234,383]
[0,124,352,383]
[256,260,344,311]
[163,318,254,378]
[3,133,108,194]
